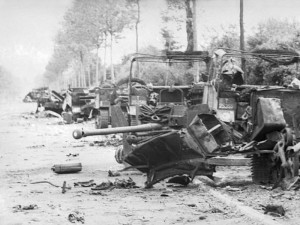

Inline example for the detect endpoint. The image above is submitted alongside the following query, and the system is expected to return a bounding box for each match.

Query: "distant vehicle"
[62,87,95,121]
[36,90,65,114]
[23,87,49,102]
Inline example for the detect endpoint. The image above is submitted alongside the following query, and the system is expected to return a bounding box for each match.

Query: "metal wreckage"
[73,49,300,188]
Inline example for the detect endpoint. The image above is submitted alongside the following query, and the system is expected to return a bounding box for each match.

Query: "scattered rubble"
[68,211,85,223]
[26,144,45,149]
[91,181,114,191]
[36,110,62,119]
[224,186,245,192]
[92,138,122,147]
[31,180,71,193]
[89,190,107,196]
[167,175,191,186]
[261,204,285,217]
[108,170,120,177]
[66,153,79,157]
[114,177,138,189]
[90,177,138,191]
[13,204,38,212]
[74,180,96,187]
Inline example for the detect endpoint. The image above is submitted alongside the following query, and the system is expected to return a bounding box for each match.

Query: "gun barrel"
[73,123,163,139]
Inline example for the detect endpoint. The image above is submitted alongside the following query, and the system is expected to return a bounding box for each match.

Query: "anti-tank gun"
[72,51,249,187]
[73,100,229,188]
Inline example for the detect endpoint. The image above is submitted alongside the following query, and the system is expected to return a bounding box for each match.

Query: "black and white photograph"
[1,0,300,224]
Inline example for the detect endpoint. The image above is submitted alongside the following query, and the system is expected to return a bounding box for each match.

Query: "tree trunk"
[110,32,115,83]
[192,0,199,82]
[87,63,91,87]
[80,61,85,87]
[240,0,246,82]
[103,33,107,82]
[77,70,80,87]
[185,0,194,52]
[79,51,86,87]
[192,0,197,50]
[135,0,140,78]
[96,44,99,86]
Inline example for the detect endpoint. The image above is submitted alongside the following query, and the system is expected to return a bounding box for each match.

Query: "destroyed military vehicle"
[62,87,96,121]
[73,50,300,189]
[36,90,65,114]
[23,87,50,102]
[93,78,147,129]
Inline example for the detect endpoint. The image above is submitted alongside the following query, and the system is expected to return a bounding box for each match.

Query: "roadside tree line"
[43,0,300,90]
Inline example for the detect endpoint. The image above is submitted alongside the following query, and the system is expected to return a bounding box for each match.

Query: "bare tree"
[240,0,246,81]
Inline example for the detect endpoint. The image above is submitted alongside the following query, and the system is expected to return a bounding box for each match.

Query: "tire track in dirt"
[199,182,283,225]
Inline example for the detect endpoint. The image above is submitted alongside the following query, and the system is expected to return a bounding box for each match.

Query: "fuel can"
[51,163,82,174]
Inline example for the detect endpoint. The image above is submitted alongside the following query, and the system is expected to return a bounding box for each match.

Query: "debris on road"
[66,153,79,157]
[108,170,120,177]
[89,190,107,196]
[36,110,62,119]
[72,145,85,148]
[68,211,85,223]
[91,181,114,191]
[261,204,285,217]
[31,180,60,187]
[13,204,38,212]
[114,177,138,189]
[31,180,71,193]
[207,207,223,214]
[224,186,243,192]
[26,144,45,149]
[259,185,272,190]
[160,193,170,197]
[62,112,73,124]
[74,180,96,187]
[167,175,191,186]
[199,216,207,220]
[93,138,122,147]
[51,162,82,174]
[62,181,68,194]
[91,178,138,191]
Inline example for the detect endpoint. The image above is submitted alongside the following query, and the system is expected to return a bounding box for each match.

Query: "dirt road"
[0,102,299,225]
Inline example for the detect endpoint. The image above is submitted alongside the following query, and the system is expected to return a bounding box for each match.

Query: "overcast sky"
[1,0,300,90]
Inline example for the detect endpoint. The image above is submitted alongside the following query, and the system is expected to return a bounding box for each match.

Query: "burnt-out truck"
[72,50,300,189]
[62,87,96,121]
[93,78,148,129]
[36,90,65,114]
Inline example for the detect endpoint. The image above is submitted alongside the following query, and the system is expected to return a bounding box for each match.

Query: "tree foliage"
[205,19,300,85]
[161,28,181,51]
[44,0,137,88]
[246,19,300,85]
[204,25,240,52]
[163,0,195,51]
